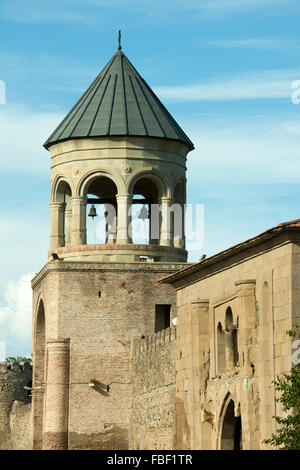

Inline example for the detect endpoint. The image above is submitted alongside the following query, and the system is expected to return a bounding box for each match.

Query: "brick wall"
[31,262,186,450]
[130,326,177,450]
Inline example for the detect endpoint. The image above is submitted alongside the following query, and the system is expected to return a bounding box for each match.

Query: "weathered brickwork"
[130,327,177,450]
[0,362,32,449]
[31,261,186,450]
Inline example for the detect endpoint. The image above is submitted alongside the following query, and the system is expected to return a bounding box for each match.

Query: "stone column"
[43,339,70,450]
[64,208,72,247]
[191,299,211,450]
[176,299,211,450]
[105,202,117,244]
[173,203,185,250]
[71,196,86,246]
[225,330,235,372]
[116,194,132,245]
[49,202,64,250]
[159,197,174,247]
[257,276,276,448]
[234,279,259,450]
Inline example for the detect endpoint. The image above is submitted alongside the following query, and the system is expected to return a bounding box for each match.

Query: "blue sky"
[1,0,300,356]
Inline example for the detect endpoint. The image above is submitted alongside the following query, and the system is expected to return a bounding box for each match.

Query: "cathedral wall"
[130,326,177,450]
[174,240,294,450]
[291,243,300,326]
[31,261,186,450]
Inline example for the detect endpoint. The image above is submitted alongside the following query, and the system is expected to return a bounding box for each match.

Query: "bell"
[138,205,149,220]
[88,204,98,218]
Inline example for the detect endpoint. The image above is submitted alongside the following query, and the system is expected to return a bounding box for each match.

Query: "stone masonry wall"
[174,240,295,449]
[0,361,32,449]
[10,401,32,450]
[130,326,177,450]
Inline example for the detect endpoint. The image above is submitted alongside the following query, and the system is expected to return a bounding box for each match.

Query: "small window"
[155,304,171,332]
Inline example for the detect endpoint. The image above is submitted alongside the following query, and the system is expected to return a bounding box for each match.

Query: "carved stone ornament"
[122,164,131,174]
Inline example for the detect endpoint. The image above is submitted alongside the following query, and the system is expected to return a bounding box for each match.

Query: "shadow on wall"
[176,397,191,450]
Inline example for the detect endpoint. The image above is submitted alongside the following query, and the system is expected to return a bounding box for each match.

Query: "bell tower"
[31,39,194,450]
[45,40,193,263]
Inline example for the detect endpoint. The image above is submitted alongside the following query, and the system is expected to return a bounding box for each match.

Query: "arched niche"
[33,298,46,450]
[35,299,45,382]
[225,307,238,370]
[225,307,233,330]
[217,322,226,374]
[220,397,242,450]
[262,281,270,322]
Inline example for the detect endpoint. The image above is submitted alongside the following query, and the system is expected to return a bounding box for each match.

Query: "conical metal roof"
[44,49,194,150]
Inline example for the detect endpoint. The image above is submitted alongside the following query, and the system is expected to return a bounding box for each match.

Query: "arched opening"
[225,307,233,330]
[225,307,238,370]
[221,399,242,450]
[33,299,45,449]
[53,180,72,248]
[217,322,226,374]
[131,177,160,245]
[35,300,45,384]
[85,176,118,245]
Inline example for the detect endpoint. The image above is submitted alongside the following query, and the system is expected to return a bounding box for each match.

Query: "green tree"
[6,356,31,363]
[264,325,300,450]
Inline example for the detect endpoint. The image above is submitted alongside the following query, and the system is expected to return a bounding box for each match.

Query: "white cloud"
[0,273,33,356]
[0,105,64,174]
[2,101,300,186]
[185,115,300,184]
[199,0,289,11]
[154,69,300,102]
[0,0,292,24]
[205,38,299,51]
[0,0,94,24]
[0,50,97,82]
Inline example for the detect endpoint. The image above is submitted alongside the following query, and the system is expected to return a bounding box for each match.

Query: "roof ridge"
[107,74,117,134]
[134,75,166,137]
[120,53,129,135]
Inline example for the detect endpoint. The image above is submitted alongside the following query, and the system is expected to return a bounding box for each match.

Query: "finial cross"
[118,30,122,51]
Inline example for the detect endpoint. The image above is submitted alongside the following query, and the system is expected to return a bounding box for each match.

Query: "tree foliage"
[264,325,300,450]
[6,356,31,363]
